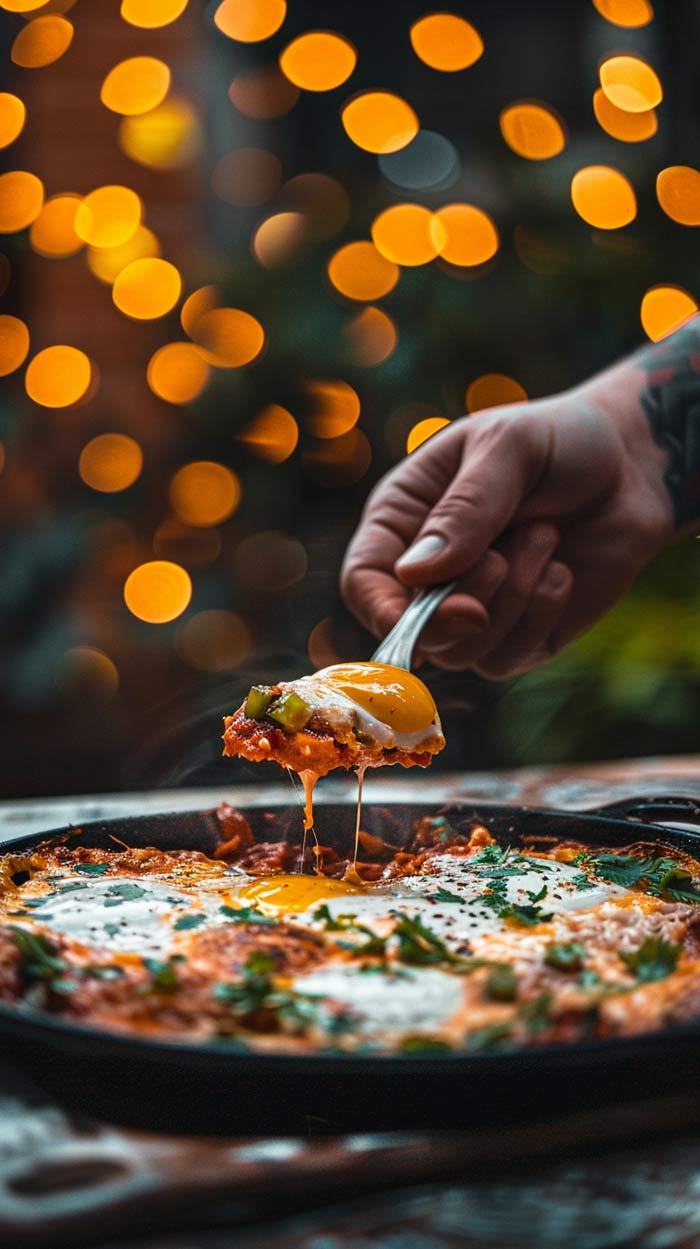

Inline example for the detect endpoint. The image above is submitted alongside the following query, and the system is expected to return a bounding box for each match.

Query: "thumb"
[394,419,539,586]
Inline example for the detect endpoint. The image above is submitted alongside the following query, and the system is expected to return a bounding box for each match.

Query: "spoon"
[370,581,457,670]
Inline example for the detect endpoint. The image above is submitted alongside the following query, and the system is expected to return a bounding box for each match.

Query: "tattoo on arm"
[638,316,700,529]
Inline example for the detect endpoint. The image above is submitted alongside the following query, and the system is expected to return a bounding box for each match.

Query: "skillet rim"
[2,800,700,1072]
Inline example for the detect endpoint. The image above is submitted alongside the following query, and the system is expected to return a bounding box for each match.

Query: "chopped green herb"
[58,882,87,895]
[582,853,700,902]
[466,1022,513,1052]
[10,927,67,984]
[572,873,595,891]
[393,913,454,966]
[500,901,553,926]
[104,922,121,937]
[144,955,184,992]
[399,1034,453,1053]
[219,904,275,926]
[104,881,147,907]
[83,965,124,981]
[75,863,110,876]
[428,886,464,905]
[579,968,602,989]
[51,978,80,995]
[545,941,587,973]
[519,990,553,1033]
[485,962,517,1002]
[527,884,547,904]
[173,913,205,931]
[619,936,681,983]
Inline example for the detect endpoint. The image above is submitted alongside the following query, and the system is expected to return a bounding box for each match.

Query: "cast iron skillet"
[1,794,700,1137]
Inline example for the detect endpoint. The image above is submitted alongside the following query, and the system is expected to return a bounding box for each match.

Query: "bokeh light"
[379,130,459,191]
[214,0,286,42]
[341,91,419,154]
[120,0,189,27]
[112,257,181,319]
[29,193,83,257]
[87,224,160,284]
[592,88,657,141]
[406,416,451,453]
[656,167,700,227]
[79,433,143,492]
[228,65,299,118]
[176,610,251,672]
[434,203,499,266]
[0,314,30,376]
[0,94,26,149]
[153,517,222,569]
[212,148,282,207]
[74,185,142,248]
[499,102,566,160]
[180,284,219,337]
[124,560,192,623]
[237,403,299,462]
[306,379,360,438]
[302,427,372,487]
[119,96,201,169]
[279,31,356,92]
[343,306,397,366]
[11,15,73,67]
[409,13,483,72]
[55,647,119,699]
[278,172,349,239]
[252,211,306,268]
[640,286,698,342]
[570,166,636,229]
[327,240,399,301]
[466,373,528,412]
[0,170,44,232]
[170,461,241,526]
[599,55,662,113]
[308,616,343,669]
[147,341,210,403]
[189,307,265,367]
[25,344,91,407]
[371,203,445,266]
[592,0,653,27]
[232,530,307,592]
[0,0,50,11]
[100,56,171,116]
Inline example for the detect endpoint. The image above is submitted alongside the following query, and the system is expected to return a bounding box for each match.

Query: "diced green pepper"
[244,685,275,720]
[485,962,517,1002]
[267,690,312,731]
[544,941,586,973]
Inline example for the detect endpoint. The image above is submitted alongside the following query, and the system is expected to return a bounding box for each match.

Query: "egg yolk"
[237,873,364,916]
[318,663,438,734]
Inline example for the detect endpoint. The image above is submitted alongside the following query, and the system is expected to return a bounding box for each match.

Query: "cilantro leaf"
[104,881,147,906]
[485,962,517,1002]
[75,863,110,876]
[143,955,184,991]
[219,905,276,926]
[545,941,586,972]
[173,913,205,931]
[619,936,681,983]
[428,886,464,905]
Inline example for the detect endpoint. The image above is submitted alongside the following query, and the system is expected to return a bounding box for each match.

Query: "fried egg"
[285,663,444,753]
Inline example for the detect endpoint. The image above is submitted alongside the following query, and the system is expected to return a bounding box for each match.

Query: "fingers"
[395,415,549,587]
[473,560,573,679]
[465,522,559,662]
[415,550,508,660]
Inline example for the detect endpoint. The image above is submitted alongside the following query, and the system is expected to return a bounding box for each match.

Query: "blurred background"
[0,0,699,799]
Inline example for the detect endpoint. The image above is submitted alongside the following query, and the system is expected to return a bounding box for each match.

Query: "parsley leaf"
[143,955,184,991]
[10,927,66,984]
[545,941,587,972]
[619,936,681,983]
[519,990,553,1033]
[219,905,275,926]
[485,962,517,1002]
[428,886,464,905]
[527,884,547,904]
[104,882,147,907]
[75,862,110,876]
[173,913,205,931]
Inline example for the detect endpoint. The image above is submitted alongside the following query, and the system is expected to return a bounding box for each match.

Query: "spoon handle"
[370,581,456,670]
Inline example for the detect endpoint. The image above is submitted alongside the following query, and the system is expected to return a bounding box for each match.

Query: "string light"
[0,170,44,232]
[656,167,700,226]
[25,345,92,407]
[327,240,399,301]
[55,648,119,699]
[119,96,201,169]
[0,93,26,148]
[100,56,171,116]
[147,342,210,403]
[499,103,566,160]
[74,185,142,248]
[409,14,483,72]
[406,417,450,453]
[592,88,657,141]
[79,434,143,492]
[180,285,219,337]
[120,0,189,27]
[599,55,662,112]
[214,0,286,42]
[0,314,30,375]
[434,203,499,266]
[86,225,160,284]
[170,461,241,526]
[252,212,306,268]
[29,193,83,257]
[371,203,445,266]
[640,286,698,342]
[279,32,356,92]
[592,0,653,27]
[466,373,528,412]
[306,379,360,437]
[237,404,299,462]
[571,166,636,229]
[343,306,397,366]
[341,91,418,154]
[11,15,73,67]
[189,308,265,368]
[112,257,181,319]
[124,560,192,623]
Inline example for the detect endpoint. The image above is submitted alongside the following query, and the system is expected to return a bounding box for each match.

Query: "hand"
[341,369,674,677]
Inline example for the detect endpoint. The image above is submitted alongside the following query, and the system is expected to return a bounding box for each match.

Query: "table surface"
[5,757,700,1249]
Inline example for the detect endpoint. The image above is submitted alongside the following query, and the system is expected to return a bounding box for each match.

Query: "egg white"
[283,670,444,753]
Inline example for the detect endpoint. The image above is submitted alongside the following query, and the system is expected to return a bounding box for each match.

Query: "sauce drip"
[298,769,322,873]
[343,765,366,885]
